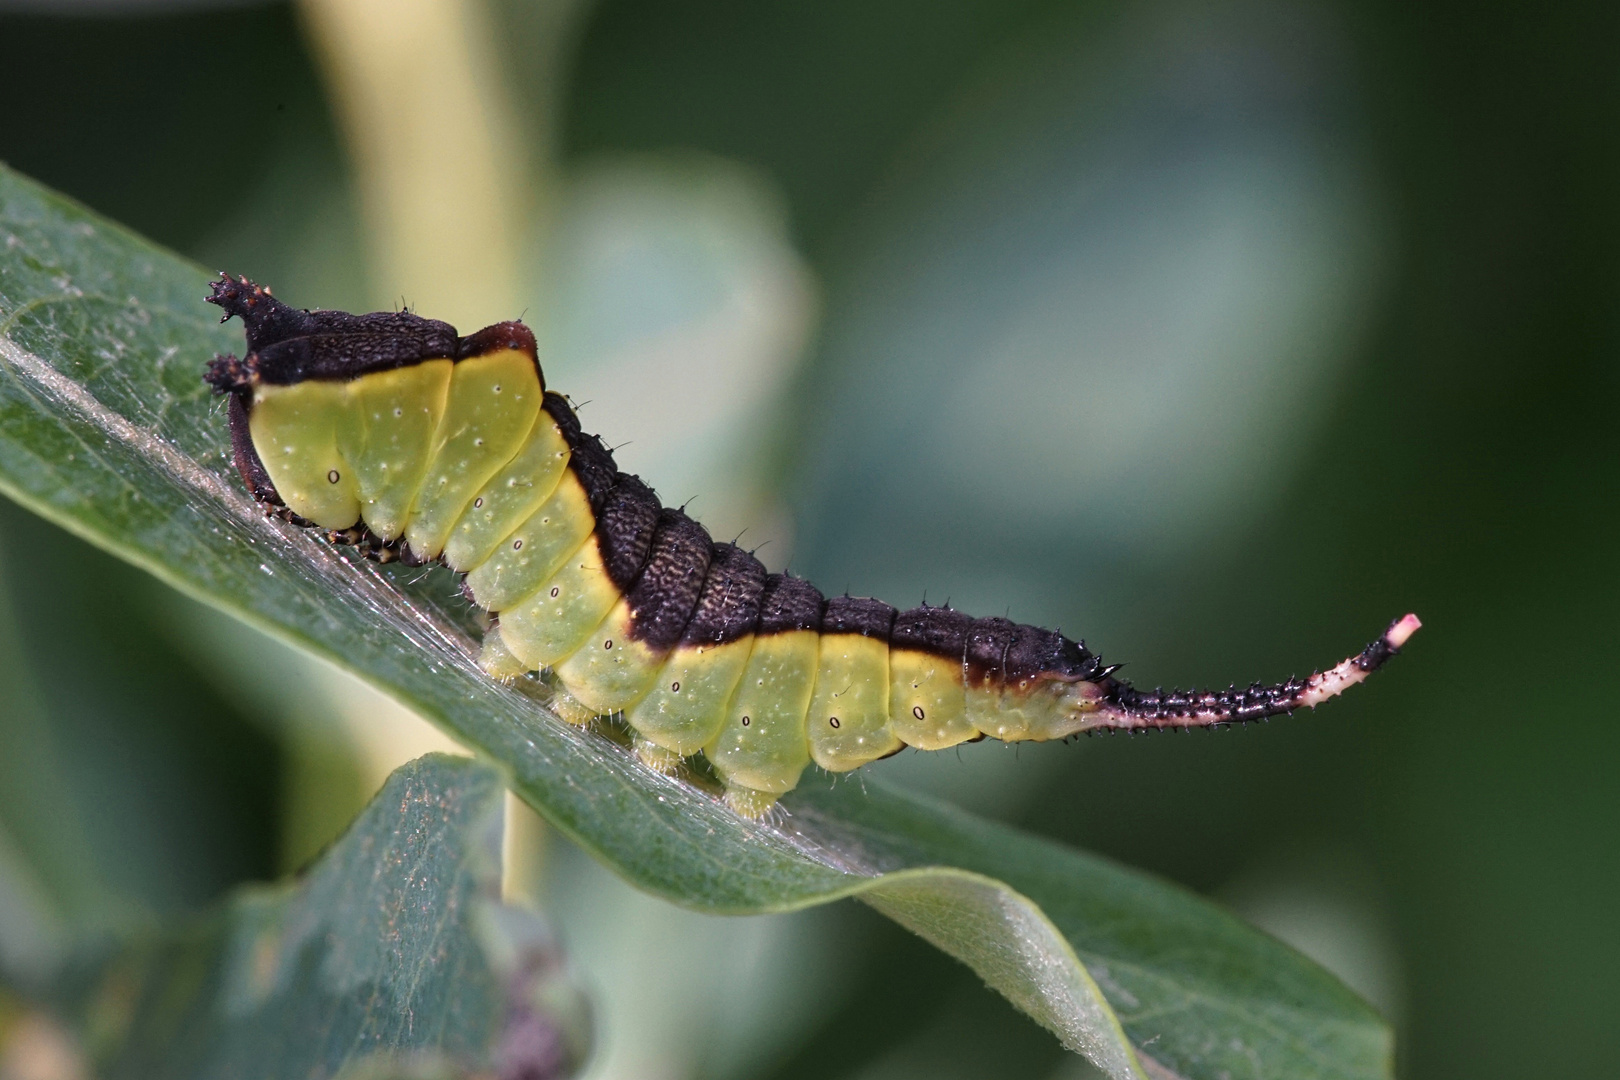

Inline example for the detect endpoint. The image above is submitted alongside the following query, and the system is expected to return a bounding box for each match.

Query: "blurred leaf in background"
[23,754,590,1080]
[533,154,815,546]
[787,0,1387,813]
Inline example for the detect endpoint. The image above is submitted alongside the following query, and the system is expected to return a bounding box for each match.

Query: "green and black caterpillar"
[204,275,1421,818]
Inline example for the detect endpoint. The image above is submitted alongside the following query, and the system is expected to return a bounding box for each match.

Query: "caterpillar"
[203,275,1420,818]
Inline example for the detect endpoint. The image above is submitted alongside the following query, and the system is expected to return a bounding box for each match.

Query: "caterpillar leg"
[722,786,781,819]
[481,627,602,727]
[478,625,529,680]
[632,735,686,775]
[547,687,601,728]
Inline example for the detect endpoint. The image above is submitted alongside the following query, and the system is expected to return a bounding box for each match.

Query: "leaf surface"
[42,754,588,1079]
[0,167,1390,1080]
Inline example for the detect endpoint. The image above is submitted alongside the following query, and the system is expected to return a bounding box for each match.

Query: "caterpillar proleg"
[203,276,1420,818]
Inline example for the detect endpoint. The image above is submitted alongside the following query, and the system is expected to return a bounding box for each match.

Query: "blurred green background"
[0,1,1615,1078]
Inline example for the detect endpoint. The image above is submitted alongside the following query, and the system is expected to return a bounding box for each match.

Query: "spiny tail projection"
[203,275,1420,818]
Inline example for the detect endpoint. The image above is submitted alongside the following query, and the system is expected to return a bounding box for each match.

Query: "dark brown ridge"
[457,321,540,363]
[203,274,539,392]
[756,574,824,635]
[964,616,1104,687]
[626,510,714,651]
[891,604,974,658]
[206,274,451,360]
[822,595,896,640]
[208,283,1416,721]
[680,544,768,646]
[593,475,662,591]
[541,392,617,511]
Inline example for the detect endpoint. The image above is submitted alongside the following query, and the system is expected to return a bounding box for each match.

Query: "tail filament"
[1088,614,1421,732]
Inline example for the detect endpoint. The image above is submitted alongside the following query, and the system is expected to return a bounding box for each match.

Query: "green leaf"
[0,166,1391,1080]
[44,753,590,1079]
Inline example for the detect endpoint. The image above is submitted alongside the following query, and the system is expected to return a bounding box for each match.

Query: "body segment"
[204,276,1420,818]
[807,597,902,771]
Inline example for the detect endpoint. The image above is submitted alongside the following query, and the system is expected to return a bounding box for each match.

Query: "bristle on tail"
[1088,614,1420,732]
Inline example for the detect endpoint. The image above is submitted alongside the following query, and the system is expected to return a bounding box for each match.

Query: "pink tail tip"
[1387,613,1422,650]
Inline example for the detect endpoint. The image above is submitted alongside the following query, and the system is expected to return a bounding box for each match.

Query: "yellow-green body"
[888,649,977,750]
[499,539,622,669]
[704,630,819,797]
[209,275,1413,821]
[555,599,667,714]
[806,634,902,771]
[442,409,572,571]
[227,318,1105,818]
[462,473,593,610]
[625,639,755,756]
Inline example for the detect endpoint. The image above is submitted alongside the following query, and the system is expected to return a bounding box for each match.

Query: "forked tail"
[1083,614,1421,732]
